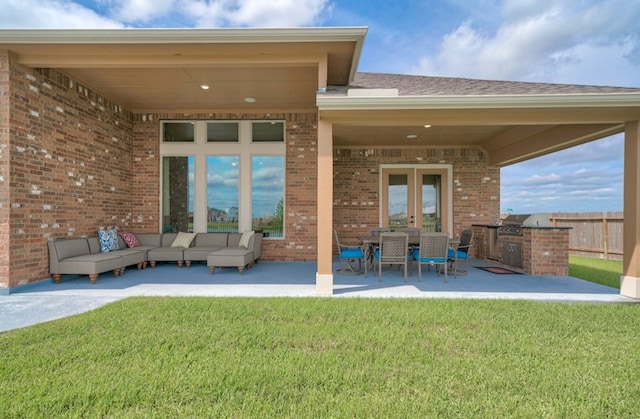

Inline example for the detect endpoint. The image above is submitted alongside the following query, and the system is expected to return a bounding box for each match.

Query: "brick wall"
[0,54,10,288]
[474,226,570,275]
[333,147,500,245]
[3,60,134,287]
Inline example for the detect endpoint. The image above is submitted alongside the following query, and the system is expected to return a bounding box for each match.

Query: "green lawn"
[2,298,640,417]
[569,255,623,289]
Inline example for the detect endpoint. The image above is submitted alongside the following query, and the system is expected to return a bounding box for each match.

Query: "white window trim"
[160,120,285,234]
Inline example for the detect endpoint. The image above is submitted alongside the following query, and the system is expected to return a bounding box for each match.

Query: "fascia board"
[0,27,368,45]
[317,93,640,110]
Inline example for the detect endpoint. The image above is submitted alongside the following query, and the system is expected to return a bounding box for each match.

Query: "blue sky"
[2,0,639,213]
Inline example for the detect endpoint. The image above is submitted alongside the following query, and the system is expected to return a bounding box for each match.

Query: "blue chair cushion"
[413,249,446,263]
[448,249,468,259]
[341,248,364,259]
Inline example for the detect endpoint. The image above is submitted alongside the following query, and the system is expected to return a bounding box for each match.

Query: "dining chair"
[413,232,449,282]
[448,229,474,277]
[374,232,409,282]
[334,230,366,275]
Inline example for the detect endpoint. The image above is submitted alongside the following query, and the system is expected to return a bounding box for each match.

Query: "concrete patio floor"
[1,258,635,332]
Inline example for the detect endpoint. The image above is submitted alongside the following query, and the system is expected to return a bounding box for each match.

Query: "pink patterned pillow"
[120,232,141,248]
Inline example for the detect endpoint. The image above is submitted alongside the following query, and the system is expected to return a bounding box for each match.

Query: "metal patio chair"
[413,232,449,282]
[448,229,474,277]
[334,230,366,275]
[373,232,409,282]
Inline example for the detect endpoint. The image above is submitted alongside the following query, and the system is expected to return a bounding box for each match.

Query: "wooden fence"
[549,212,623,261]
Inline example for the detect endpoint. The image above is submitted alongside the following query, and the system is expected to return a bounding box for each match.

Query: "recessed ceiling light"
[244,97,256,103]
[424,124,432,128]
[200,84,210,90]
[406,134,418,139]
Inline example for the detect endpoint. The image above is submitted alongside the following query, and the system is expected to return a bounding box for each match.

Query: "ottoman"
[207,249,254,275]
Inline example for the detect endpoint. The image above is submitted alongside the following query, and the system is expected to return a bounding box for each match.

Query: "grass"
[2,297,640,417]
[569,255,623,289]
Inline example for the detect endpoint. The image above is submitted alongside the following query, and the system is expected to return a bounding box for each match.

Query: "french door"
[380,165,452,233]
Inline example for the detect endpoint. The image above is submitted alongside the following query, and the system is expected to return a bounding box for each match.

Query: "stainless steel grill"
[498,213,551,236]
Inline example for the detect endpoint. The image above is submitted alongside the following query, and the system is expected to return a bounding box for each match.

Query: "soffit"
[324,105,638,166]
[0,28,366,112]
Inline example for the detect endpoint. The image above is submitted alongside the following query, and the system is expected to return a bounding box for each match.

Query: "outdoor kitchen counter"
[472,224,572,276]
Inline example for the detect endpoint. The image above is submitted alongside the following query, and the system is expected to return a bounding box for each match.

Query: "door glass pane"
[207,156,239,233]
[422,175,441,232]
[252,156,284,238]
[388,174,408,229]
[162,122,194,142]
[162,156,194,233]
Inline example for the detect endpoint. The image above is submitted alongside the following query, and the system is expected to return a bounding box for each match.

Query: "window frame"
[159,120,286,238]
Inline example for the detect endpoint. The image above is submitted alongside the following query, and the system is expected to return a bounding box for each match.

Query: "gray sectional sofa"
[48,232,263,284]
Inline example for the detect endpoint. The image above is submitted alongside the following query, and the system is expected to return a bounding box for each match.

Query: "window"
[163,122,194,143]
[160,120,285,238]
[252,156,284,238]
[207,122,238,143]
[252,121,284,142]
[161,156,194,232]
[207,156,239,232]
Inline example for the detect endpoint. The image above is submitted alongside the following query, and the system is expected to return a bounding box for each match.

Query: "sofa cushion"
[98,228,119,253]
[193,233,228,247]
[120,232,142,248]
[171,232,196,248]
[239,231,254,248]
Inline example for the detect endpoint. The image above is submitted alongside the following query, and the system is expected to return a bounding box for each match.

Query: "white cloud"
[146,0,331,28]
[106,0,178,23]
[0,0,331,28]
[413,0,640,87]
[0,0,123,28]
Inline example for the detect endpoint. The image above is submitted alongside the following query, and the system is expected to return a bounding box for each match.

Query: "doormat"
[475,266,522,275]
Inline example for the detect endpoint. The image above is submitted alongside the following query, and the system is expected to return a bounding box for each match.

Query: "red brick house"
[1,27,640,297]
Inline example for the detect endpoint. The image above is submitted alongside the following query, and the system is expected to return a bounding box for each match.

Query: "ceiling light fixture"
[200,84,210,90]
[406,134,418,139]
[244,97,256,103]
[424,124,432,128]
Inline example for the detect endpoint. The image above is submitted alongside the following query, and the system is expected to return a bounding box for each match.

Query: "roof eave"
[0,26,368,45]
[317,93,640,110]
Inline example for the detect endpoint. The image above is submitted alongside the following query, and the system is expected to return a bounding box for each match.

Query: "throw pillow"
[98,228,119,253]
[239,231,254,248]
[171,231,196,248]
[120,232,141,248]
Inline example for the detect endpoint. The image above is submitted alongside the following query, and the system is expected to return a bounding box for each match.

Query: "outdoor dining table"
[357,235,466,276]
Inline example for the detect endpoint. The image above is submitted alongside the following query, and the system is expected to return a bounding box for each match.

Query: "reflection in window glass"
[252,122,284,142]
[388,174,408,229]
[206,156,239,233]
[422,175,441,232]
[207,122,239,142]
[162,156,194,232]
[163,122,194,142]
[252,156,284,238]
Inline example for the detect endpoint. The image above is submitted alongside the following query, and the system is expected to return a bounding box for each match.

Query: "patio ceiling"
[322,99,640,167]
[0,28,366,113]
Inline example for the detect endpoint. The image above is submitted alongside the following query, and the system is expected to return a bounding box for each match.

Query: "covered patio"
[2,27,640,299]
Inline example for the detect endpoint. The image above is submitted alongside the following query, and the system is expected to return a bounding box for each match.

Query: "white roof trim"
[317,93,640,110]
[0,27,368,45]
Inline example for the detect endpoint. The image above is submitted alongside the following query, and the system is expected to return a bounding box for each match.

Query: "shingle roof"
[322,72,640,96]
